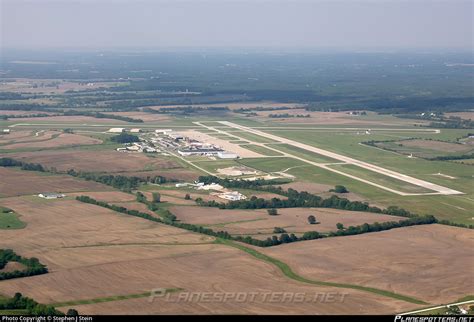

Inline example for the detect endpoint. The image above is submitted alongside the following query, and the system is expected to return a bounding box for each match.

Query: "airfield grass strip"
[215,238,428,305]
[52,288,182,307]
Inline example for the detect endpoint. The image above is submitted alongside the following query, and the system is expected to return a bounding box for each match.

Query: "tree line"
[0,158,45,172]
[0,293,69,316]
[0,249,48,281]
[76,195,438,248]
[197,176,415,217]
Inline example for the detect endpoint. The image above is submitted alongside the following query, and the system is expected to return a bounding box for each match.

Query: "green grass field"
[0,207,26,229]
[240,144,283,156]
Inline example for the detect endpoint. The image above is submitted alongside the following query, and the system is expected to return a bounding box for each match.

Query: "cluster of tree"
[0,158,45,172]
[196,193,382,214]
[0,113,52,120]
[428,118,474,129]
[67,169,144,191]
[76,195,163,223]
[330,216,437,237]
[110,133,141,143]
[268,113,310,118]
[63,110,143,123]
[234,106,294,113]
[0,249,48,281]
[0,292,69,316]
[0,92,24,100]
[329,185,349,193]
[437,220,474,229]
[0,103,57,112]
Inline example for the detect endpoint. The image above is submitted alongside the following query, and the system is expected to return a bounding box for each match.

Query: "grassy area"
[238,157,307,173]
[240,144,283,156]
[266,143,339,163]
[0,207,26,229]
[52,288,182,307]
[231,131,278,143]
[216,238,427,305]
[328,163,435,194]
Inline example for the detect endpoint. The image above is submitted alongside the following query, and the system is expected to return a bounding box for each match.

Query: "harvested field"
[279,182,333,194]
[169,206,402,237]
[261,225,474,304]
[175,130,263,158]
[0,130,59,145]
[0,197,212,259]
[0,262,27,273]
[141,190,199,205]
[1,133,102,150]
[8,150,184,173]
[445,112,474,120]
[0,243,417,314]
[0,168,112,197]
[0,194,420,314]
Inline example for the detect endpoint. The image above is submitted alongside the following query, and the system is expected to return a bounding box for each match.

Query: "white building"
[218,191,247,201]
[38,193,65,199]
[155,129,172,134]
[2,129,10,134]
[217,151,239,159]
[130,128,142,133]
[108,128,125,133]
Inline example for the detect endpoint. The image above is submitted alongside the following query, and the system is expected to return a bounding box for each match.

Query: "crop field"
[0,132,102,151]
[170,206,404,238]
[260,225,473,304]
[0,193,421,315]
[7,150,185,173]
[0,168,112,197]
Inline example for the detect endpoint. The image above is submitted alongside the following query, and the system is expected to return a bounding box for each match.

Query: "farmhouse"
[38,192,66,199]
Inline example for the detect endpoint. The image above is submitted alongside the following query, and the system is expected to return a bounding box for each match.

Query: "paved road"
[399,299,474,315]
[216,121,463,196]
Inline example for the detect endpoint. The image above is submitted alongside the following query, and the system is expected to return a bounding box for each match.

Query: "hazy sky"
[1,0,472,50]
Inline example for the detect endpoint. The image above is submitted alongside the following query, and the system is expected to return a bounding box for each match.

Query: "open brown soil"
[260,224,474,304]
[0,168,112,197]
